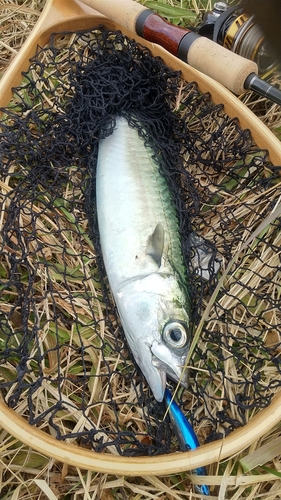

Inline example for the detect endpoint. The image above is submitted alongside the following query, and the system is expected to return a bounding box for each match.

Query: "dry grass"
[0,0,44,77]
[1,2,281,499]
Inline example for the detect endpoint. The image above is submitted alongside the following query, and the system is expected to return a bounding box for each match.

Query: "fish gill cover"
[0,27,280,455]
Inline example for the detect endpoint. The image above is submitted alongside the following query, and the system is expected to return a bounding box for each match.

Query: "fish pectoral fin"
[146,222,165,267]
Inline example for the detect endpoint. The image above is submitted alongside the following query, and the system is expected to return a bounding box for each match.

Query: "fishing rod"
[81,0,281,106]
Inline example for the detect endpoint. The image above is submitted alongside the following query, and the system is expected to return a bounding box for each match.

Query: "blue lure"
[164,389,210,496]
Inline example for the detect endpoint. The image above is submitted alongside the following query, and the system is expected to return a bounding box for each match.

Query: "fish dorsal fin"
[146,223,165,267]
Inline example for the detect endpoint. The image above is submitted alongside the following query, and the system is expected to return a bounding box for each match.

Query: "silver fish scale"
[96,116,187,293]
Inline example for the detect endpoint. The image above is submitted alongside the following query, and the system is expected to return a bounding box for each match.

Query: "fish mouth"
[152,356,188,387]
[144,365,167,403]
[151,341,189,389]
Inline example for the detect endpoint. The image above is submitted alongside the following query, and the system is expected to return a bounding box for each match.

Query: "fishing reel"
[197,1,277,75]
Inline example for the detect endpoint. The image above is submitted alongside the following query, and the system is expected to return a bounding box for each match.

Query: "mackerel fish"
[96,116,190,402]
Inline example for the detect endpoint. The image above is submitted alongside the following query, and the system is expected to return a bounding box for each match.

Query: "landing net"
[0,27,280,455]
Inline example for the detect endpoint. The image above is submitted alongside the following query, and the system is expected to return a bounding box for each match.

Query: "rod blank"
[245,73,281,106]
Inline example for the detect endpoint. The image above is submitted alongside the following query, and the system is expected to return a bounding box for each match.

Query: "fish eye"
[162,321,188,348]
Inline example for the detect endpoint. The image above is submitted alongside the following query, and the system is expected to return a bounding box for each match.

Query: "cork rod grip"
[79,0,147,32]
[186,37,258,95]
[135,12,258,94]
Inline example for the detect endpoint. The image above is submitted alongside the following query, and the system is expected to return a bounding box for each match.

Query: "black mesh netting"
[0,27,280,456]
